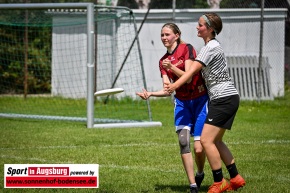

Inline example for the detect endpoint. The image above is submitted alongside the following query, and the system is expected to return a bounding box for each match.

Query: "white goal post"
[0,3,162,128]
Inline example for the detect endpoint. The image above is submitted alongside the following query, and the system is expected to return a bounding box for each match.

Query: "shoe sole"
[227,184,245,191]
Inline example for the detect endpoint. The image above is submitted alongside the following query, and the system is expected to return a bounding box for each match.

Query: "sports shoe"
[190,186,199,193]
[227,174,246,191]
[207,178,230,193]
[195,172,205,188]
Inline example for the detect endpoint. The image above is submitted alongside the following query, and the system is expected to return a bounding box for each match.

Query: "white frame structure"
[0,3,162,129]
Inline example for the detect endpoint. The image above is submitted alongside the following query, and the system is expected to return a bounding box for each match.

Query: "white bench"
[226,56,273,100]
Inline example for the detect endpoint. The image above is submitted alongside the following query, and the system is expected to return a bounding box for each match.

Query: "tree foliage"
[0,9,52,94]
[117,0,139,9]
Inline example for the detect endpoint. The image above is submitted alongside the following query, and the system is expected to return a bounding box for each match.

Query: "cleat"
[227,174,246,191]
[190,186,199,193]
[207,178,230,193]
[195,172,205,188]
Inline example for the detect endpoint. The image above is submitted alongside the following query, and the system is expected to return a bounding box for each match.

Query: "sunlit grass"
[0,91,289,192]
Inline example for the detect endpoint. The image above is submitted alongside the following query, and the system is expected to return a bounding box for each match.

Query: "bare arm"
[184,59,193,83]
[163,58,193,83]
[162,58,184,77]
[136,75,171,100]
[165,60,203,93]
[136,88,170,100]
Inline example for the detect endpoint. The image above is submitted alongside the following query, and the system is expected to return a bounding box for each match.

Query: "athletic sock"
[226,163,239,179]
[190,183,197,188]
[196,171,204,176]
[212,168,223,182]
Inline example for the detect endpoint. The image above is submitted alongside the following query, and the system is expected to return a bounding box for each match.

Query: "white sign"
[4,164,99,188]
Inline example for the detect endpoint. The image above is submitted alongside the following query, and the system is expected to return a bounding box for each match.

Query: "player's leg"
[194,140,205,174]
[200,96,230,192]
[175,98,198,192]
[178,129,198,192]
[214,94,245,191]
[191,94,208,188]
[201,95,245,192]
[193,140,205,189]
[201,124,230,193]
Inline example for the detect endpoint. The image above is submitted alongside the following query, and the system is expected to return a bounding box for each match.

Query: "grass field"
[0,89,290,193]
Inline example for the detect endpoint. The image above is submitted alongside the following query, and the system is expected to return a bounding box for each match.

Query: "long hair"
[162,23,185,44]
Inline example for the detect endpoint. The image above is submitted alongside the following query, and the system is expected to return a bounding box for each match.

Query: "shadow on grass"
[154,184,209,192]
[154,184,187,192]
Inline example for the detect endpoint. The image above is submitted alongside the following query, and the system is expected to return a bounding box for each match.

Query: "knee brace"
[178,129,191,154]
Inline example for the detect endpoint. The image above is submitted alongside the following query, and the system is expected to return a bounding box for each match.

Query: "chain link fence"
[1,0,289,100]
[129,0,289,100]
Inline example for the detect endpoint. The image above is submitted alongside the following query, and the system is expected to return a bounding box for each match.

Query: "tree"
[117,0,139,9]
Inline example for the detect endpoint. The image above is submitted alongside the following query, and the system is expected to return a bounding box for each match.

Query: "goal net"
[0,3,162,128]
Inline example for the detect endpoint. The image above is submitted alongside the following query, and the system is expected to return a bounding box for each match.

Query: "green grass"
[0,90,290,193]
[0,96,149,121]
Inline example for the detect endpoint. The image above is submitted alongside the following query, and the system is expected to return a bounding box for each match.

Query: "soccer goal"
[0,3,162,128]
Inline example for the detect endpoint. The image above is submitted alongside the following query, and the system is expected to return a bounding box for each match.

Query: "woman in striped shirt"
[165,13,246,193]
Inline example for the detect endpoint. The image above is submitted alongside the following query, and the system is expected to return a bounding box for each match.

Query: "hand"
[136,88,150,100]
[164,82,176,94]
[162,58,172,69]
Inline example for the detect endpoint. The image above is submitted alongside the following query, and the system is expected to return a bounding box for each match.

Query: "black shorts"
[205,94,240,130]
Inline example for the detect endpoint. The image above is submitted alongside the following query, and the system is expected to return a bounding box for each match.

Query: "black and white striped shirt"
[195,39,238,100]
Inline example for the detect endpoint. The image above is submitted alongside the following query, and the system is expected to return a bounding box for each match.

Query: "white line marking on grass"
[101,143,176,147]
[1,155,50,162]
[0,155,180,173]
[99,164,180,173]
[0,145,83,150]
[101,140,290,147]
[0,155,74,164]
[228,140,290,145]
[262,140,290,144]
[277,176,290,182]
[1,140,288,151]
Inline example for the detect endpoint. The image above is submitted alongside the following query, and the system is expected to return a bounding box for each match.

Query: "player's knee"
[179,142,190,154]
[194,141,203,154]
[200,136,207,147]
[194,146,203,154]
[178,129,191,154]
[179,135,187,147]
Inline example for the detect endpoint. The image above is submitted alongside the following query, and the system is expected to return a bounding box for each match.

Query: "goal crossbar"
[0,3,162,128]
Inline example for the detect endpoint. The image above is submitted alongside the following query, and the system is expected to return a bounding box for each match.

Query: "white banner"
[4,164,99,188]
